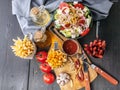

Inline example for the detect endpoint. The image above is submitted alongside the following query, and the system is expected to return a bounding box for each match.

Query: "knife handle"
[84,72,91,90]
[91,64,118,85]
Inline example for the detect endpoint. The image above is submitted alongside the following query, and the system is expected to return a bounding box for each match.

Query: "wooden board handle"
[49,23,67,41]
[84,72,91,90]
[94,66,118,85]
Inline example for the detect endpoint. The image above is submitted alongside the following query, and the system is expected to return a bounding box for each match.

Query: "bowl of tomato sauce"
[62,39,79,56]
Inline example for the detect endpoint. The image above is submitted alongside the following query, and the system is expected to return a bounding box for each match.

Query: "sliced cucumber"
[55,24,61,29]
[85,11,90,17]
[83,6,90,12]
[60,30,71,38]
[86,15,92,27]
[68,2,73,6]
[54,9,60,20]
[54,13,59,20]
[83,6,90,17]
[74,29,80,37]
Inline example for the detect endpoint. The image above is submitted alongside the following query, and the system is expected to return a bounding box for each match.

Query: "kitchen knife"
[91,64,118,85]
[83,62,91,90]
[81,51,118,85]
[83,58,118,85]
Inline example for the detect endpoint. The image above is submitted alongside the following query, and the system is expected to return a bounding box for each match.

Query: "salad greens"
[54,2,92,38]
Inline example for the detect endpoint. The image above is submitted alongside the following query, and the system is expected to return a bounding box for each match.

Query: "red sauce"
[63,40,78,55]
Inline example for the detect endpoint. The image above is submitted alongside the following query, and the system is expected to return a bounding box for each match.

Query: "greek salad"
[54,2,92,38]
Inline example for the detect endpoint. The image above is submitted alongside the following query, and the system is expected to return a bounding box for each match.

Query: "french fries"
[46,49,67,69]
[11,36,34,58]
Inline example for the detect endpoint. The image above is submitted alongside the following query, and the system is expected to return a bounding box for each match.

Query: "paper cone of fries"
[11,34,37,59]
[23,42,36,59]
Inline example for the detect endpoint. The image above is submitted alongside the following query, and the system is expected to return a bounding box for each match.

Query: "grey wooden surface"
[0,0,29,90]
[0,0,120,90]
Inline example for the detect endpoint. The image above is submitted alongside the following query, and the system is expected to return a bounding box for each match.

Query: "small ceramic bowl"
[62,39,79,56]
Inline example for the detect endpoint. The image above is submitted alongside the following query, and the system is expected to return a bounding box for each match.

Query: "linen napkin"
[12,0,113,35]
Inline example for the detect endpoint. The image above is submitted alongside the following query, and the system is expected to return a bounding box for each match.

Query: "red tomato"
[81,28,90,37]
[65,23,70,28]
[79,19,85,25]
[43,73,55,84]
[62,7,68,14]
[74,3,84,9]
[60,26,65,30]
[36,51,48,63]
[59,2,69,9]
[40,63,51,73]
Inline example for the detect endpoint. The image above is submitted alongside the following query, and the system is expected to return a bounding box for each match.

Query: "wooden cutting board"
[47,25,97,90]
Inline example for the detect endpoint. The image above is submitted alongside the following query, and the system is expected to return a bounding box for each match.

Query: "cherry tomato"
[81,28,90,37]
[65,23,70,28]
[40,63,51,73]
[60,26,65,30]
[74,3,84,9]
[59,2,69,9]
[62,8,67,14]
[79,19,85,25]
[36,51,48,63]
[43,73,55,84]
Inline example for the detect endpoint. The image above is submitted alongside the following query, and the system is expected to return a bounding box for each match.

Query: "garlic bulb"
[57,72,70,86]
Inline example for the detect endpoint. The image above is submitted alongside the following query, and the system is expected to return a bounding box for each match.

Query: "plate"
[54,2,92,39]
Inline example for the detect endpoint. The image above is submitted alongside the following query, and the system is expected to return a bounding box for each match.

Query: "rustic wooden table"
[0,0,120,90]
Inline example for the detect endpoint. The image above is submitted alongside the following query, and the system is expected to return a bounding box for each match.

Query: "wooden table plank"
[0,0,29,90]
[28,60,60,90]
[0,0,120,90]
[28,2,120,90]
[79,2,120,90]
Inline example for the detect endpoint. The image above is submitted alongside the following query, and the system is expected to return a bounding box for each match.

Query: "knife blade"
[83,62,91,90]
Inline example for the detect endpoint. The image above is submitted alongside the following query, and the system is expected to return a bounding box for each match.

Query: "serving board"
[47,25,97,90]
